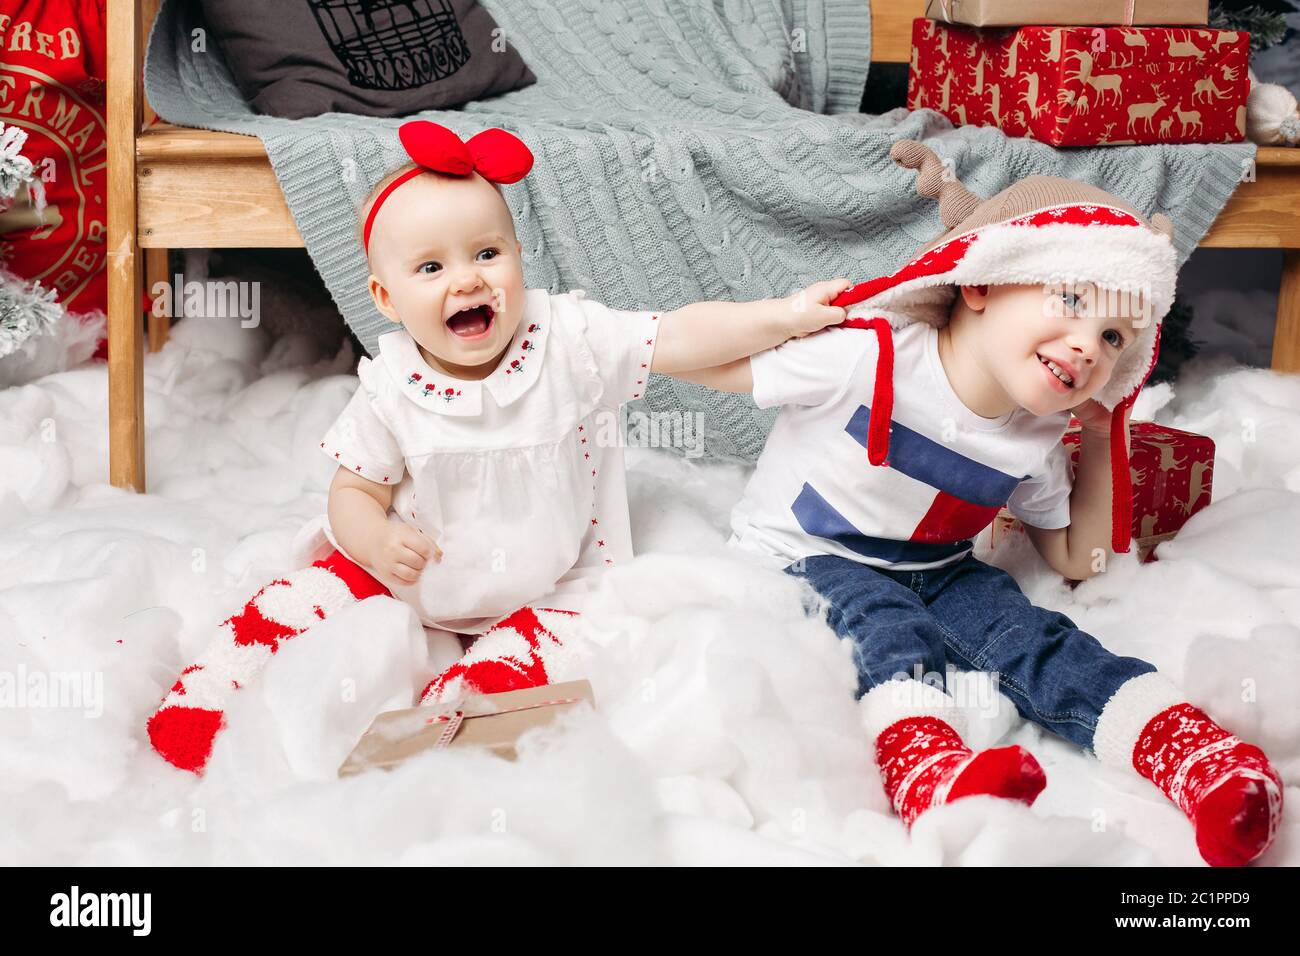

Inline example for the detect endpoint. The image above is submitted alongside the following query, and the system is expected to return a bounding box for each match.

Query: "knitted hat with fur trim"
[829,139,1181,554]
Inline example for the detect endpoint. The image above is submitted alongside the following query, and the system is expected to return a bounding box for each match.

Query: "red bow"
[399,121,533,183]
[363,120,534,252]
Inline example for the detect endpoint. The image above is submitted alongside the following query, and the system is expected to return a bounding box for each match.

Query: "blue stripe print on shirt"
[791,483,973,564]
[844,405,1024,507]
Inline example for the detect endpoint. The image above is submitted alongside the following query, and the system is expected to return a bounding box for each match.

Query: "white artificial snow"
[0,315,1295,865]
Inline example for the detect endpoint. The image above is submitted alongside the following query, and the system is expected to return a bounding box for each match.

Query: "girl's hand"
[781,278,853,339]
[371,520,441,586]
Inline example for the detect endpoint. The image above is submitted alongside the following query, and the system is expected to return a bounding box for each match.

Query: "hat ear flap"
[890,138,982,230]
[1149,213,1175,242]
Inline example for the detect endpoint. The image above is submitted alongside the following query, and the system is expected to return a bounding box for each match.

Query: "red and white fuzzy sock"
[1094,672,1285,867]
[861,679,1048,828]
[419,606,581,705]
[147,550,390,775]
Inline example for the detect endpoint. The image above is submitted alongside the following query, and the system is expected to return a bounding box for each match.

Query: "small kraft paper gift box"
[923,0,1209,27]
[338,679,595,776]
[990,421,1215,563]
[908,19,1250,146]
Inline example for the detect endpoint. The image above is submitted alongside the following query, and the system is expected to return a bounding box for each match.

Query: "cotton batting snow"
[0,315,1295,866]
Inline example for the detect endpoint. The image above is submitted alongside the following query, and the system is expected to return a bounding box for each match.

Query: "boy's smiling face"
[957,282,1143,417]
[365,170,526,380]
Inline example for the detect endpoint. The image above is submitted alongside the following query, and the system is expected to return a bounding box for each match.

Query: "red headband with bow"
[362,120,534,253]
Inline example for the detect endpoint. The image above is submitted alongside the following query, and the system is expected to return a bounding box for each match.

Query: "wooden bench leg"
[107,236,145,492]
[1273,250,1300,375]
[146,247,170,352]
[107,0,144,491]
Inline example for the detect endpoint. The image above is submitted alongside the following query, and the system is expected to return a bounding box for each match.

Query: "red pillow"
[0,0,108,357]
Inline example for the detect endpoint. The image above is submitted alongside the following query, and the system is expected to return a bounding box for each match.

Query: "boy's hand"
[781,278,853,339]
[371,520,441,586]
[1069,397,1119,435]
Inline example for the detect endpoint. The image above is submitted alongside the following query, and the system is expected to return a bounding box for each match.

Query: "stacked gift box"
[990,419,1216,563]
[908,1,1250,145]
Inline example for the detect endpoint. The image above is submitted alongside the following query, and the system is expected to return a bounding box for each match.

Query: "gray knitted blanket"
[144,0,1254,460]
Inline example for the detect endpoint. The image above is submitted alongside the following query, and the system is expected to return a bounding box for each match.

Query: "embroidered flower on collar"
[407,373,464,402]
[378,290,554,414]
[504,322,541,374]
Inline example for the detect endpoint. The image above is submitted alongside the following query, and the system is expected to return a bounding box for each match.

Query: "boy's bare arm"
[650,279,850,375]
[327,467,441,585]
[1025,404,1131,581]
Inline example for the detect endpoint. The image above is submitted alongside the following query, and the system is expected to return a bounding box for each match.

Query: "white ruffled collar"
[378,289,552,416]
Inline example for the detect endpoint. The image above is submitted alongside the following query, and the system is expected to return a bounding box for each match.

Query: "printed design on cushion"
[307,0,470,91]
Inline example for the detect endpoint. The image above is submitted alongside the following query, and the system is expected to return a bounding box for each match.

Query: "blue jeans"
[786,553,1156,753]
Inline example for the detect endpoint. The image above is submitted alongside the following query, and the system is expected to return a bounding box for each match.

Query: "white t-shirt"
[730,322,1074,571]
[293,288,661,633]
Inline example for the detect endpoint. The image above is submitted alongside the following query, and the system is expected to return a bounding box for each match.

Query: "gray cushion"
[198,0,535,119]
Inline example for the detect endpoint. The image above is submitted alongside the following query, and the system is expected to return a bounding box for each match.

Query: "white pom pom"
[1246,71,1300,146]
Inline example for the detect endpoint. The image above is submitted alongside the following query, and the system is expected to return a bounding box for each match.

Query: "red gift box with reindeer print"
[991,421,1215,563]
[907,19,1250,146]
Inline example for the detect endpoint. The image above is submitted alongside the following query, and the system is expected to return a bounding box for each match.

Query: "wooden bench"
[106,0,1300,491]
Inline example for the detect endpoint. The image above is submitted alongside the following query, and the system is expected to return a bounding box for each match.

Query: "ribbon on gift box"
[423,696,587,749]
[934,0,1143,26]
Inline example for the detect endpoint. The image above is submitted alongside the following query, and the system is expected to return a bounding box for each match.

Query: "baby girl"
[146,120,850,775]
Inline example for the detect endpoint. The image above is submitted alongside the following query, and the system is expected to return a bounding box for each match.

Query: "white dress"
[292,288,662,634]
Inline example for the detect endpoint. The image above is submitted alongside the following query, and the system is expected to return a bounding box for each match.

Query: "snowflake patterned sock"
[147,550,389,774]
[419,606,581,705]
[1094,672,1285,867]
[861,679,1047,828]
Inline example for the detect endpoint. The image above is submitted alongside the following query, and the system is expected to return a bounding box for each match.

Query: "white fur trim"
[846,218,1178,410]
[1091,671,1186,770]
[860,678,967,747]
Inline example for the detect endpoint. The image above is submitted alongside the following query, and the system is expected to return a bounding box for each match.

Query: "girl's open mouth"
[446,304,495,340]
